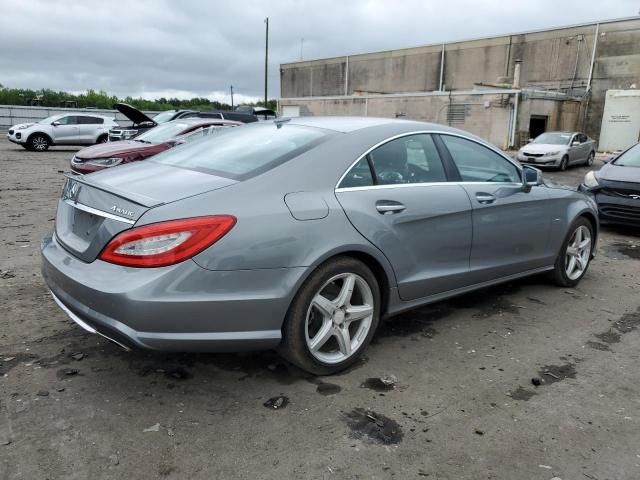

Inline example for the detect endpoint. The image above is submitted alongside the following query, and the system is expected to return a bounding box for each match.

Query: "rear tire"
[29,134,50,152]
[559,155,569,171]
[550,217,594,287]
[279,257,380,375]
[96,134,108,144]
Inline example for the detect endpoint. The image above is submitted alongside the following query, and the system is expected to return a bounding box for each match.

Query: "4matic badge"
[111,205,136,217]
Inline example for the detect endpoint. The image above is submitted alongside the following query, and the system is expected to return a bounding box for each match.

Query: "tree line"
[0,85,277,112]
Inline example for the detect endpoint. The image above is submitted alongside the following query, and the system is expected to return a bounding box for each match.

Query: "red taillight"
[98,215,236,267]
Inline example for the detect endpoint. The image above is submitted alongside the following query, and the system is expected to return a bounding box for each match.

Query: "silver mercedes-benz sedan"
[42,117,598,375]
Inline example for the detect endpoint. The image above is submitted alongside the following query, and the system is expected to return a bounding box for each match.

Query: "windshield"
[153,123,334,180]
[135,122,189,143]
[38,114,62,124]
[532,133,572,145]
[614,143,640,167]
[153,110,178,124]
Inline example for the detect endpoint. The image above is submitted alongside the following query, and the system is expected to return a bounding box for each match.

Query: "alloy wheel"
[305,272,374,364]
[32,136,48,151]
[565,225,591,281]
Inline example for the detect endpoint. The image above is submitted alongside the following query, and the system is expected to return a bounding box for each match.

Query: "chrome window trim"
[335,130,523,192]
[63,199,136,225]
[337,181,523,193]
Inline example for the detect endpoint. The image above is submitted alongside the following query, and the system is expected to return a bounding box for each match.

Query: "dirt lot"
[1,137,639,480]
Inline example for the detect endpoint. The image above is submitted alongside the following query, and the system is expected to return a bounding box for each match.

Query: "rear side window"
[154,123,333,180]
[338,134,447,188]
[78,116,104,124]
[440,135,520,183]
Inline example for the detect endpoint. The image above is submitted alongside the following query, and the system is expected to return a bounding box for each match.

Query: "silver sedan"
[42,117,598,375]
[517,131,596,171]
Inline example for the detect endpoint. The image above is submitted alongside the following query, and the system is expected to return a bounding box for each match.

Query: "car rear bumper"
[41,234,304,352]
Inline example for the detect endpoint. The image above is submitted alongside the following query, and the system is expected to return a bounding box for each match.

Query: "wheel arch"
[27,131,53,145]
[286,246,397,319]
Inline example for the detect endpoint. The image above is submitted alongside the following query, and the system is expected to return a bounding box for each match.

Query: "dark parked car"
[199,110,259,123]
[72,118,240,174]
[581,142,640,226]
[43,117,598,375]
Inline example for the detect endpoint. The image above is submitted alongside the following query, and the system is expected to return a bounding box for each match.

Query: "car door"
[78,116,105,144]
[52,116,80,144]
[568,133,583,164]
[437,134,551,283]
[335,133,473,301]
[577,133,591,162]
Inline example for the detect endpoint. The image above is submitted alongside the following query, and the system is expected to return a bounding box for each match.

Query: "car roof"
[167,118,242,127]
[285,115,473,135]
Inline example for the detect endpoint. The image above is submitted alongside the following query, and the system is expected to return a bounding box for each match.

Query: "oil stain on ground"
[538,363,577,385]
[376,305,449,339]
[313,380,342,396]
[611,242,640,260]
[510,386,537,401]
[344,408,403,444]
[590,308,640,348]
[360,378,396,392]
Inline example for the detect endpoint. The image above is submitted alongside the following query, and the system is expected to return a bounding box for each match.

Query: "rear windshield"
[135,122,189,143]
[614,143,640,167]
[152,123,334,180]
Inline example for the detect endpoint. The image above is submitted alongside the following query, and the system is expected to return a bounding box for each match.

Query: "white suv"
[7,114,117,151]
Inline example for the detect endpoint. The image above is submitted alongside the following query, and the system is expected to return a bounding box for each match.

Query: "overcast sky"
[0,0,637,104]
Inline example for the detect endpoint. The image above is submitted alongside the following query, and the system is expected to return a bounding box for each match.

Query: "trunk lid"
[55,163,237,262]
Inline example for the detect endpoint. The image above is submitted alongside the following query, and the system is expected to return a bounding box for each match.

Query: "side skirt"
[384,265,554,318]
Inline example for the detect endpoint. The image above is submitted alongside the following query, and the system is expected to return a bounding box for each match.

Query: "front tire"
[29,134,50,152]
[550,217,594,287]
[559,155,569,171]
[280,257,380,375]
[96,134,108,144]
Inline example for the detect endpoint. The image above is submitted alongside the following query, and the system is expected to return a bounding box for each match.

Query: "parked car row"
[6,103,262,150]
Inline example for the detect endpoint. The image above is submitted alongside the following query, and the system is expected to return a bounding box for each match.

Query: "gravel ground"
[0,138,639,480]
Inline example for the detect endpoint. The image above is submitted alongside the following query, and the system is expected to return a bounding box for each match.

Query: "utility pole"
[300,38,304,61]
[264,17,269,108]
[230,85,234,109]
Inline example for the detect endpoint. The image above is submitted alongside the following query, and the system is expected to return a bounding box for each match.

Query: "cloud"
[0,0,636,100]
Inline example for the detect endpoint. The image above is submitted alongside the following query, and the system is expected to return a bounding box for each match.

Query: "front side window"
[440,135,520,183]
[153,123,333,180]
[56,116,78,125]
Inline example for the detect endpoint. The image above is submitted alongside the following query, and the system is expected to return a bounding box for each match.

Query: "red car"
[70,118,241,174]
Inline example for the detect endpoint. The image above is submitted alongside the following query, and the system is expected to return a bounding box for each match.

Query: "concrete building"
[279,17,640,150]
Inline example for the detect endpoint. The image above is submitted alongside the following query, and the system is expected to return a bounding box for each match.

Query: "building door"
[528,115,548,140]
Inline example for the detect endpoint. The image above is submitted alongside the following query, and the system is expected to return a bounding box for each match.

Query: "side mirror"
[527,138,533,143]
[523,165,542,187]
[571,141,580,146]
[51,121,60,126]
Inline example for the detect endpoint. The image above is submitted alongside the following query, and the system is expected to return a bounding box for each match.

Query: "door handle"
[475,193,496,204]
[375,201,406,214]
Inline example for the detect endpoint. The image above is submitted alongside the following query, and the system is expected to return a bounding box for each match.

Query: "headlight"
[122,129,138,139]
[583,171,599,188]
[86,157,124,167]
[17,124,32,130]
[544,151,561,157]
